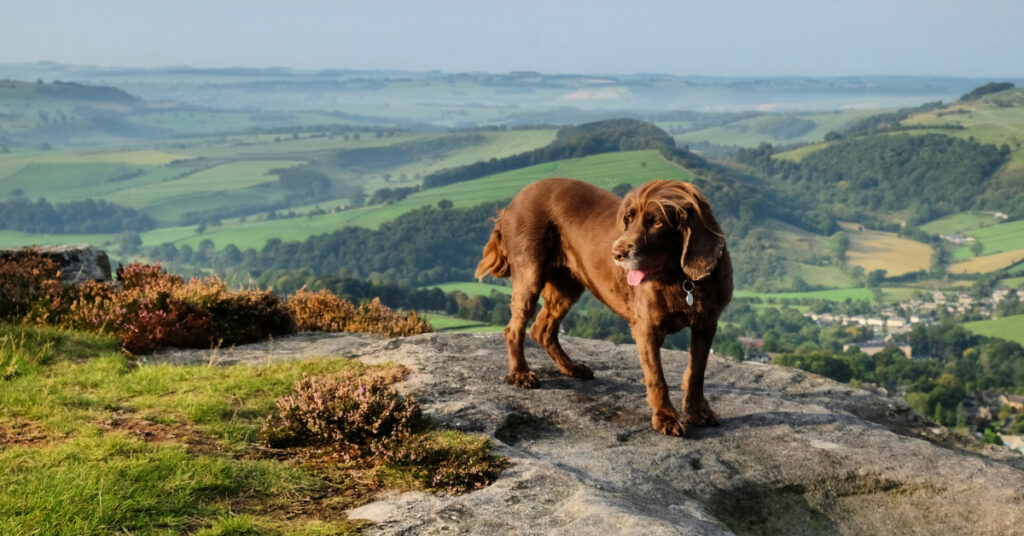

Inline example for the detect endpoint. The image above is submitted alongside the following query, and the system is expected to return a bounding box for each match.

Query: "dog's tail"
[476,222,511,281]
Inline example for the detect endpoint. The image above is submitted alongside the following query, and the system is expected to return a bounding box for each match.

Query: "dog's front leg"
[632,324,685,436]
[682,323,719,427]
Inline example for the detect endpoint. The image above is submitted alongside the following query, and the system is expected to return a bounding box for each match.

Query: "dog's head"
[612,180,725,286]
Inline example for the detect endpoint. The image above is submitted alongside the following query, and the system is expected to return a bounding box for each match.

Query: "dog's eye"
[652,220,664,229]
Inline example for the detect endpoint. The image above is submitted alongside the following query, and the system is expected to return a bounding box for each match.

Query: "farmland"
[838,222,933,276]
[120,149,695,251]
[963,314,1024,345]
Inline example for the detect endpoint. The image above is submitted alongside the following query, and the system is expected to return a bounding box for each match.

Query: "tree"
[867,269,887,287]
[437,199,453,210]
[970,240,984,257]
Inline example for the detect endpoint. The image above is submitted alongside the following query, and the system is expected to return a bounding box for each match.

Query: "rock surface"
[0,245,112,284]
[153,332,1024,535]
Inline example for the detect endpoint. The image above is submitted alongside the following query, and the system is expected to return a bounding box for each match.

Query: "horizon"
[1,1,1022,78]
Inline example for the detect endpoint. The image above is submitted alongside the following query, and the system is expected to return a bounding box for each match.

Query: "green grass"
[920,212,1005,235]
[673,109,882,148]
[0,324,372,534]
[735,288,875,303]
[104,160,303,209]
[2,162,194,204]
[963,314,1024,345]
[1001,276,1024,289]
[421,282,512,296]
[735,286,922,305]
[0,229,115,249]
[420,313,502,332]
[952,219,1024,260]
[0,321,506,534]
[773,142,833,162]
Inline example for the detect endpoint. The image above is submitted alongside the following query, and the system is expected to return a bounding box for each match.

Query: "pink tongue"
[627,269,646,286]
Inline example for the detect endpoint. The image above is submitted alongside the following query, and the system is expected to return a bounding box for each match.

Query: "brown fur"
[477,178,733,436]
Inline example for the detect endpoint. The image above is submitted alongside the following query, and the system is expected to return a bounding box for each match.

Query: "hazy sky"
[1,0,1020,77]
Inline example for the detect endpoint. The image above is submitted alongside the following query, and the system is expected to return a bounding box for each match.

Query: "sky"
[1,0,1021,77]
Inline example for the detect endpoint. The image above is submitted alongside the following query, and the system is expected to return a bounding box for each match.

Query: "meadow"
[963,314,1024,345]
[951,219,1024,260]
[672,109,882,148]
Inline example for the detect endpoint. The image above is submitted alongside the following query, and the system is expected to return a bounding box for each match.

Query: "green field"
[963,314,1024,345]
[920,212,1004,235]
[952,219,1024,261]
[421,282,512,296]
[421,313,503,332]
[1001,276,1024,289]
[733,287,920,304]
[673,109,881,148]
[734,288,876,303]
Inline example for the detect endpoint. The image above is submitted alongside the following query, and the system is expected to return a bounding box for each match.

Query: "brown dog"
[476,178,733,436]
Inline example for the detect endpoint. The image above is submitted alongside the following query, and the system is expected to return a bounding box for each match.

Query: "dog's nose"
[612,244,631,261]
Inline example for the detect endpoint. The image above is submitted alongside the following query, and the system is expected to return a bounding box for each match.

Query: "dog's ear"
[616,190,636,232]
[678,189,726,281]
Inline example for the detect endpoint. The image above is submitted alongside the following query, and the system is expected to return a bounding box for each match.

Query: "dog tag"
[683,280,695,307]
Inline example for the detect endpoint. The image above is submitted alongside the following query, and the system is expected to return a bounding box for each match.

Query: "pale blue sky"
[1,0,1020,76]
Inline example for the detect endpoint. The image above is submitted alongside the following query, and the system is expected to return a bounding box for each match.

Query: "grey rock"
[153,331,1024,535]
[0,245,111,284]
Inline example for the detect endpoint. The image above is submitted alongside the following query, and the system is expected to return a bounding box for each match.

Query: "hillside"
[764,87,1024,278]
[153,331,1024,535]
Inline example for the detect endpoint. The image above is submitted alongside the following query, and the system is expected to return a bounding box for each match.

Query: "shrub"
[288,289,431,337]
[261,371,421,460]
[384,431,509,494]
[0,250,69,324]
[69,263,294,354]
[261,371,508,494]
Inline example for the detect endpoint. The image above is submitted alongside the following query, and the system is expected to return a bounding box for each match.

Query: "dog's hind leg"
[504,265,544,388]
[530,269,593,380]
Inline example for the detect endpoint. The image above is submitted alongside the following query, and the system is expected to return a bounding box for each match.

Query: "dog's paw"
[682,398,719,427]
[652,412,688,437]
[506,370,538,389]
[562,362,594,380]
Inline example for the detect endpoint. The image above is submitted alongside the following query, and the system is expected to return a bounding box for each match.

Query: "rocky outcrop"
[0,245,111,284]
[153,332,1024,535]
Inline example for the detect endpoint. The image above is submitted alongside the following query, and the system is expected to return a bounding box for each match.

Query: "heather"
[0,249,431,354]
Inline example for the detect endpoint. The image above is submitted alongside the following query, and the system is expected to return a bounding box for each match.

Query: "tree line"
[0,198,155,234]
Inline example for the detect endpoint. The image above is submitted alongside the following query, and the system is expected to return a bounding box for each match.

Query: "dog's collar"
[683,279,695,306]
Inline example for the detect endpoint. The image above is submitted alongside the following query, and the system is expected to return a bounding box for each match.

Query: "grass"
[839,222,932,276]
[773,142,833,162]
[919,212,1005,235]
[0,229,115,249]
[951,219,1024,260]
[734,287,921,305]
[0,322,502,534]
[735,288,875,303]
[1,162,190,203]
[104,160,304,209]
[420,313,501,333]
[672,109,881,148]
[421,282,512,296]
[963,314,1024,345]
[1001,276,1024,289]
